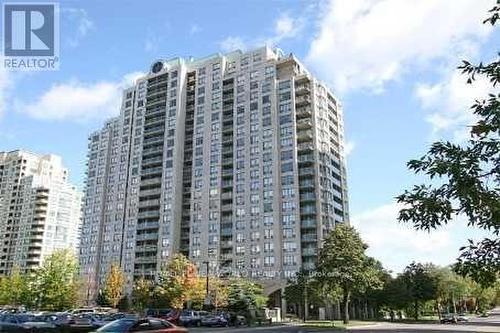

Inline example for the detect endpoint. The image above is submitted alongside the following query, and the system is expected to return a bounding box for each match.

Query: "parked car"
[457,314,469,322]
[68,313,108,332]
[0,314,57,332]
[163,311,180,326]
[96,318,187,333]
[0,322,25,333]
[200,315,228,327]
[178,310,208,327]
[71,309,97,315]
[440,314,457,324]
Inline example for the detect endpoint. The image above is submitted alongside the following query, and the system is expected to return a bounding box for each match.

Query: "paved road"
[188,308,500,333]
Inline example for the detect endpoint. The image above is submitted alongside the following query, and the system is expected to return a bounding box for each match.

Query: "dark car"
[178,310,208,327]
[440,314,457,324]
[200,315,228,327]
[0,314,57,332]
[96,318,186,333]
[0,322,25,333]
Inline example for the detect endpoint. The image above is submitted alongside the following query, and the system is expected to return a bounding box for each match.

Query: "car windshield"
[16,315,37,323]
[97,319,136,333]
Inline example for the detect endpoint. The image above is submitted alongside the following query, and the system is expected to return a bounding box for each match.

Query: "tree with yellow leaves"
[155,254,197,309]
[103,263,125,308]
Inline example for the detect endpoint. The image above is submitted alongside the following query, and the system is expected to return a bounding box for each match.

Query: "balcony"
[140,178,162,186]
[135,245,158,252]
[138,199,161,208]
[299,180,315,189]
[221,192,233,200]
[297,142,314,151]
[142,156,163,166]
[135,256,157,264]
[142,136,164,146]
[303,261,316,271]
[296,118,313,129]
[220,228,232,236]
[137,211,160,219]
[295,96,311,107]
[300,193,316,202]
[300,206,317,215]
[298,154,314,164]
[220,240,233,248]
[298,168,315,177]
[136,233,158,241]
[301,234,317,242]
[141,167,162,176]
[142,146,163,156]
[139,188,161,196]
[136,221,159,230]
[222,158,233,165]
[297,130,313,143]
[221,204,232,212]
[296,107,312,118]
[295,84,311,95]
[301,219,317,229]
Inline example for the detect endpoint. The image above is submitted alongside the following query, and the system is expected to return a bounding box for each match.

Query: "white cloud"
[0,68,12,118]
[219,36,247,53]
[189,24,201,35]
[416,69,495,141]
[219,13,303,52]
[344,140,356,157]
[351,202,490,274]
[15,72,143,122]
[63,8,94,47]
[307,0,493,94]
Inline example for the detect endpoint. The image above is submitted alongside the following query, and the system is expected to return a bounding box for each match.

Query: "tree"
[186,277,228,310]
[400,262,438,320]
[227,278,267,320]
[132,277,153,312]
[155,254,197,309]
[396,2,500,287]
[317,224,382,324]
[103,263,126,308]
[35,249,80,311]
[0,267,34,307]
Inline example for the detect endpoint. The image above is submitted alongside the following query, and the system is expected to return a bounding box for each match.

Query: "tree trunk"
[414,300,419,320]
[336,300,341,320]
[343,289,350,324]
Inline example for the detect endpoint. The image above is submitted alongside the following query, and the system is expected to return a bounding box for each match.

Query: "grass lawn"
[300,320,377,329]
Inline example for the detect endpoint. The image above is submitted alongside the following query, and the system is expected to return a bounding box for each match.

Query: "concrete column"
[281,288,287,322]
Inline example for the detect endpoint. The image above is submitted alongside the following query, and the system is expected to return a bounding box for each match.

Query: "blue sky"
[0,0,498,274]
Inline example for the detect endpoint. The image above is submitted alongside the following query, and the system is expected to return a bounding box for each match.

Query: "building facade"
[0,150,82,275]
[80,47,349,301]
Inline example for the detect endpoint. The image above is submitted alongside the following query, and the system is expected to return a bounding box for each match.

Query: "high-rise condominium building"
[80,46,349,302]
[0,150,82,275]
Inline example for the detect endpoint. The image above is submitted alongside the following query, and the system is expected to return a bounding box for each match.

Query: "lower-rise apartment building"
[0,150,82,275]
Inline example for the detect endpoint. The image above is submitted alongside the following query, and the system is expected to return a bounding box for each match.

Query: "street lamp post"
[203,261,210,309]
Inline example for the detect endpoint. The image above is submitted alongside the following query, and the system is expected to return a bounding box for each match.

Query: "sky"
[0,0,498,274]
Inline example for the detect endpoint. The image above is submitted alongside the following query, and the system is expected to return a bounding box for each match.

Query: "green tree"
[155,254,197,309]
[0,267,34,307]
[103,263,126,308]
[284,270,328,319]
[132,277,153,312]
[36,249,80,311]
[400,262,438,320]
[317,224,382,324]
[396,2,499,287]
[227,278,267,320]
